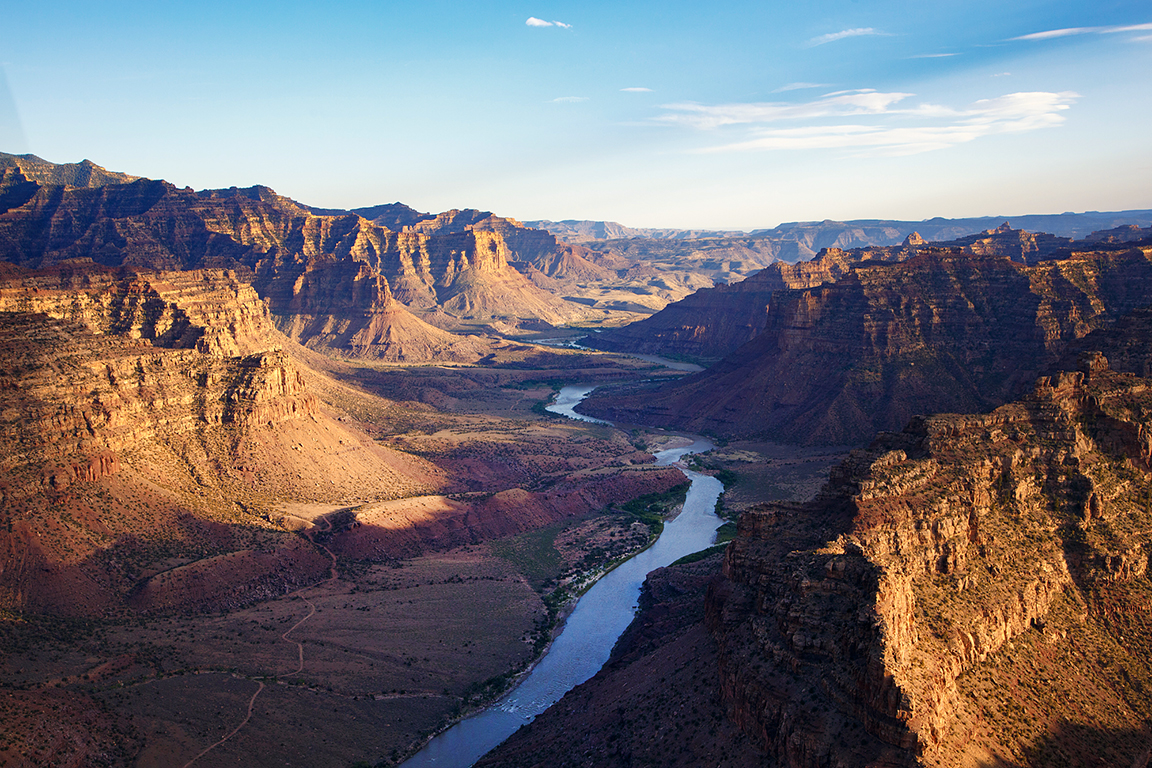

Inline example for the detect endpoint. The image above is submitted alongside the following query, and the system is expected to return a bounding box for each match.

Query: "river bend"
[401,385,723,768]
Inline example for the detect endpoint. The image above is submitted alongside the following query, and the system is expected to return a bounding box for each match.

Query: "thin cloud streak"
[771,82,830,93]
[685,91,1078,156]
[1011,22,1152,41]
[526,17,571,28]
[807,28,890,46]
[656,90,914,129]
[621,87,653,92]
[550,96,588,103]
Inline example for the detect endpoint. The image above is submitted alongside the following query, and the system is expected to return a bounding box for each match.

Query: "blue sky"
[2,1,1150,229]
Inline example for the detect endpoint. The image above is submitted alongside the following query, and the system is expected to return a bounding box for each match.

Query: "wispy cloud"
[621,87,653,92]
[807,27,890,46]
[1011,22,1152,41]
[771,82,830,93]
[908,53,957,58]
[551,96,588,103]
[656,90,914,129]
[526,17,571,28]
[658,90,1077,156]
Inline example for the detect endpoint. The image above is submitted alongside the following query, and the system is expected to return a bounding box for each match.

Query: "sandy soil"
[0,348,704,767]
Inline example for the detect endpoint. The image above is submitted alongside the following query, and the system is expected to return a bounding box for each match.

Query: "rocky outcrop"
[586,241,919,361]
[1085,224,1152,245]
[585,246,1152,445]
[0,151,141,188]
[707,356,1152,766]
[583,224,1115,363]
[944,221,1071,262]
[0,264,282,357]
[0,164,591,354]
[0,265,448,614]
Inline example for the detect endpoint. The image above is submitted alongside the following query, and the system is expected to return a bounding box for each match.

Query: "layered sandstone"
[0,265,450,615]
[586,238,921,361]
[707,356,1152,766]
[0,164,591,358]
[585,246,1152,445]
[583,223,1116,364]
[0,151,141,188]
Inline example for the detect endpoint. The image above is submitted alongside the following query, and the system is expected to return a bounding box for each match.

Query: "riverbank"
[400,387,724,768]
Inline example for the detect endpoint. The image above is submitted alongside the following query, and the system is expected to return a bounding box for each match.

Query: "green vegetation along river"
[401,384,724,768]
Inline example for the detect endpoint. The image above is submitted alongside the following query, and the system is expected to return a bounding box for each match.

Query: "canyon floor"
[0,346,813,768]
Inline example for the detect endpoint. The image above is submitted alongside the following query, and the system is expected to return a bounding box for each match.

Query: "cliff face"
[584,224,1108,364]
[707,356,1152,766]
[0,152,141,188]
[587,240,920,361]
[0,265,448,615]
[196,190,592,333]
[0,167,590,357]
[0,265,281,357]
[585,246,1152,445]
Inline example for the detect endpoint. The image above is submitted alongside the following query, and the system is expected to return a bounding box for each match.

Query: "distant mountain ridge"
[0,151,141,187]
[532,210,1152,249]
[526,219,747,242]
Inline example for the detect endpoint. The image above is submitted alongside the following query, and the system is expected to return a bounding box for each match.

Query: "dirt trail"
[179,680,265,768]
[182,512,340,766]
[279,516,339,677]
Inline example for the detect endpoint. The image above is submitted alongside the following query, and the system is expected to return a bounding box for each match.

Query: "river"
[400,385,724,768]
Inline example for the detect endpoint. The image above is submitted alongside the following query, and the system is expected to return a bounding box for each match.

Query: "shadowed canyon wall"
[707,355,1152,766]
[585,245,1152,445]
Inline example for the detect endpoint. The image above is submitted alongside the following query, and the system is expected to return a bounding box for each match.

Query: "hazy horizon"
[3,1,1150,229]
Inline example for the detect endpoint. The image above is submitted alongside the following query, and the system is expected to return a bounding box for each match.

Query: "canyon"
[4,150,1152,768]
[583,228,1152,446]
[483,352,1152,767]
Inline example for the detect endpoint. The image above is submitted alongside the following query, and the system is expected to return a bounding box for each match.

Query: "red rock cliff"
[708,355,1152,766]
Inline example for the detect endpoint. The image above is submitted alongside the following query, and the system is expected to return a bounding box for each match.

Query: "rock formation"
[584,245,1152,445]
[0,258,688,617]
[0,151,141,188]
[582,223,1126,364]
[0,264,449,615]
[0,162,593,358]
[706,354,1152,765]
[586,240,921,361]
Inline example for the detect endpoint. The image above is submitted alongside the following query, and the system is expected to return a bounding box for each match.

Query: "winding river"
[400,385,724,768]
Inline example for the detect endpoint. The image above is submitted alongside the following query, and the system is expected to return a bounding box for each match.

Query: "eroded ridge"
[709,353,1152,766]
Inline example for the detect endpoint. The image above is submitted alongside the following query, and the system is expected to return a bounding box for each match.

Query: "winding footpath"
[180,516,340,767]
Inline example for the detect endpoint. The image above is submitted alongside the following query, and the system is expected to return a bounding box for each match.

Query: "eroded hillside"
[585,243,1152,445]
[710,354,1152,766]
[0,159,599,353]
[0,250,692,766]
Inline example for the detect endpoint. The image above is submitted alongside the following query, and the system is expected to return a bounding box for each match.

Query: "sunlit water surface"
[400,385,722,768]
